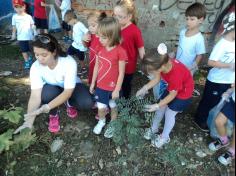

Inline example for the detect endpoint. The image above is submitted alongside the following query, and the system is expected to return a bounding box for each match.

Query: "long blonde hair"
[115,0,138,25]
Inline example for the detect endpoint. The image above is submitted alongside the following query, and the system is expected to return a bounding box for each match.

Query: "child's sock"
[220,136,229,145]
[228,147,235,157]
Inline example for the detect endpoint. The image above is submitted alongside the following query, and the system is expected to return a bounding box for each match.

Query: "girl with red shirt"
[136,44,194,148]
[90,17,128,138]
[114,0,145,99]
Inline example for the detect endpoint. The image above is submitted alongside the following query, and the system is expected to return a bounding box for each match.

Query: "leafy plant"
[109,96,155,147]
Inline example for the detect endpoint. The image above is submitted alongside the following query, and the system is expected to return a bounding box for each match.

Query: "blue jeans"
[153,80,168,100]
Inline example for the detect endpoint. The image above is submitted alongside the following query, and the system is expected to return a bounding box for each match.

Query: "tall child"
[194,12,235,131]
[176,2,206,75]
[11,0,35,69]
[136,43,194,148]
[114,0,145,99]
[90,17,128,138]
[65,10,89,75]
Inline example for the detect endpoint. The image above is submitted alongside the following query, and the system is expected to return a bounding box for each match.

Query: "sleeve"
[118,47,128,62]
[134,27,144,49]
[73,23,89,45]
[195,34,206,55]
[12,15,16,26]
[168,78,183,93]
[64,57,77,89]
[30,63,45,89]
[79,22,89,34]
[209,39,225,62]
[60,0,67,10]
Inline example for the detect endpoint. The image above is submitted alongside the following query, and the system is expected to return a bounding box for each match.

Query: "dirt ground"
[0,34,235,176]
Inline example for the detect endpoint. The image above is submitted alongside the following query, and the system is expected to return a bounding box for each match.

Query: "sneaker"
[209,138,229,152]
[67,106,78,119]
[48,114,60,133]
[95,108,110,120]
[24,60,32,69]
[193,120,209,132]
[78,68,87,75]
[218,151,235,166]
[144,128,157,140]
[104,125,114,139]
[152,135,170,148]
[93,119,106,135]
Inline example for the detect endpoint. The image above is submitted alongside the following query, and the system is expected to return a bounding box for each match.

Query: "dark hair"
[64,10,77,23]
[32,33,67,58]
[97,17,121,47]
[185,3,206,19]
[141,49,170,75]
[116,0,138,25]
[87,11,107,22]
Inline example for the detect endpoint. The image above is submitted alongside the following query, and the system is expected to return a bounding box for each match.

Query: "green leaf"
[3,110,23,124]
[0,129,14,153]
[12,128,37,153]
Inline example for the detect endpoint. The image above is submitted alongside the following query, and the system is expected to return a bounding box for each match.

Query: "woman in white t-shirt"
[194,12,235,132]
[14,34,93,133]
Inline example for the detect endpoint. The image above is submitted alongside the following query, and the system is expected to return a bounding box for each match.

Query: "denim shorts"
[68,45,85,61]
[34,17,48,29]
[18,41,31,52]
[95,88,113,106]
[221,98,235,124]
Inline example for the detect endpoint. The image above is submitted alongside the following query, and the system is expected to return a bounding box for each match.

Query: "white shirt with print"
[72,22,89,51]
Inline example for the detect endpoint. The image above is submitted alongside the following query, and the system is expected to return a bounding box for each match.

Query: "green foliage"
[0,107,23,124]
[0,129,14,153]
[109,96,155,147]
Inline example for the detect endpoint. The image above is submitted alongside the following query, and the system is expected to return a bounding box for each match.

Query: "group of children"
[11,0,235,166]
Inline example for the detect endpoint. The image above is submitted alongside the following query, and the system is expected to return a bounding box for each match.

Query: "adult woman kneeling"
[15,34,93,133]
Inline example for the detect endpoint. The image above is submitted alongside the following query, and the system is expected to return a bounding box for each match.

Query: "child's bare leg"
[22,52,29,62]
[79,60,85,68]
[109,100,118,121]
[98,108,107,120]
[229,127,235,155]
[216,112,228,136]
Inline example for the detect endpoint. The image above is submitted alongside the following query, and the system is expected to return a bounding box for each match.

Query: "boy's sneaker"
[67,106,78,119]
[209,139,229,152]
[93,119,106,135]
[48,114,60,133]
[24,59,32,69]
[218,151,235,166]
[78,68,87,75]
[144,128,157,140]
[152,135,170,148]
[104,125,114,139]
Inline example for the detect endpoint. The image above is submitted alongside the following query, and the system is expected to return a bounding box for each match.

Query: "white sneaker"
[104,126,114,139]
[93,119,106,135]
[152,135,170,148]
[144,128,157,140]
[218,151,234,166]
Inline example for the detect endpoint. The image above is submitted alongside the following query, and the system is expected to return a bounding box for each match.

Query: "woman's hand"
[24,104,50,117]
[14,115,36,134]
[112,90,120,100]
[83,33,91,43]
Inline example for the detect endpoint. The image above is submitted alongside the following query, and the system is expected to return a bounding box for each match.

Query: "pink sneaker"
[48,114,60,133]
[95,108,110,120]
[67,106,78,119]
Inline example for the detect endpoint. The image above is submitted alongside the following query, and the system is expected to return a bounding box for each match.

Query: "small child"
[11,0,35,69]
[58,0,72,42]
[176,2,206,75]
[194,12,235,131]
[114,0,145,99]
[34,0,52,34]
[90,17,128,138]
[65,10,89,75]
[136,43,194,148]
[208,85,235,166]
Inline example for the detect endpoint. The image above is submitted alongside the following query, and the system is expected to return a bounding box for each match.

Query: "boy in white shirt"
[65,10,89,75]
[176,2,206,75]
[11,0,36,69]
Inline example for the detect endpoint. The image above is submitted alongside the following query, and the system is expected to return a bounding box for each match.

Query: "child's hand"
[136,85,148,98]
[112,90,120,100]
[144,104,160,112]
[83,33,91,43]
[90,84,95,94]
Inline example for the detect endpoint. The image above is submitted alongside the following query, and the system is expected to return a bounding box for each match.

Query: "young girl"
[136,43,194,148]
[208,85,235,166]
[14,34,93,134]
[114,0,145,99]
[90,17,128,138]
[194,12,235,131]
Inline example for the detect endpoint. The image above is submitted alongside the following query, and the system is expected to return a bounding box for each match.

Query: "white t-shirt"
[232,91,235,102]
[176,28,206,69]
[12,13,34,41]
[72,22,89,51]
[60,0,71,21]
[30,56,81,90]
[207,38,235,84]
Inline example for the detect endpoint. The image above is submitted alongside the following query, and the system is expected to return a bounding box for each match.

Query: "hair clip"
[157,43,168,55]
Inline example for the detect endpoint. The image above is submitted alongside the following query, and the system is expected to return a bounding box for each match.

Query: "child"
[176,2,206,75]
[136,43,194,148]
[34,0,52,34]
[208,85,235,166]
[90,17,127,138]
[65,10,89,75]
[194,12,235,131]
[11,0,35,69]
[83,11,107,84]
[114,0,145,99]
[58,0,72,42]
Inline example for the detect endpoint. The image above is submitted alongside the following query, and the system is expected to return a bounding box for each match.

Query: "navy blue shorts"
[161,91,192,112]
[18,41,31,53]
[95,88,113,106]
[62,21,71,31]
[68,45,85,61]
[221,98,235,124]
[34,17,48,29]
